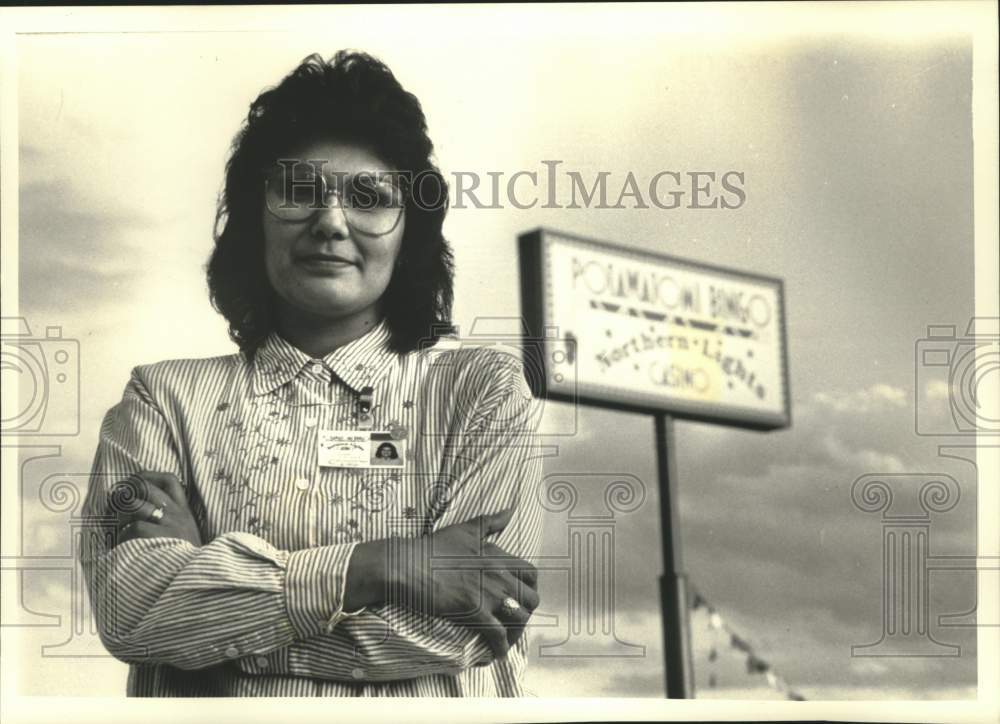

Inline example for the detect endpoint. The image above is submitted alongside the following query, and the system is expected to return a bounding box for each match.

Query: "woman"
[373,442,402,466]
[79,51,544,697]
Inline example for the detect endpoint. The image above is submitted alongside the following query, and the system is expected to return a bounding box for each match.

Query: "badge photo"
[369,432,405,467]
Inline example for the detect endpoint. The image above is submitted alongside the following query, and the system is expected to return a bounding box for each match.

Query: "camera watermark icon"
[850,472,999,657]
[418,316,579,439]
[0,317,80,437]
[915,317,999,437]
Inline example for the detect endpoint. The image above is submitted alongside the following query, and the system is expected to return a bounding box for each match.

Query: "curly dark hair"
[207,50,455,357]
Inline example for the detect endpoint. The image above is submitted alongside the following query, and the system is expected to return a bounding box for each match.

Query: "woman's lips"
[295,255,355,273]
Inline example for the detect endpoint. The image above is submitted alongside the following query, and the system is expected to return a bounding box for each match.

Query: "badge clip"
[357,386,375,430]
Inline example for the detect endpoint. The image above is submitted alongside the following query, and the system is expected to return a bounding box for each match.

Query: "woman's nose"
[310,196,350,239]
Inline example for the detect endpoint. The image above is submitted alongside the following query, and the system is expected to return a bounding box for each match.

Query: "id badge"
[318,430,407,469]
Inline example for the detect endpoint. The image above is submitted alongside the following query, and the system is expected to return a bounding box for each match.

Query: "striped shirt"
[78,320,546,697]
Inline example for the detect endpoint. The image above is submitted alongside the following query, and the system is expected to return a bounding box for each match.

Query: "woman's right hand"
[346,507,540,660]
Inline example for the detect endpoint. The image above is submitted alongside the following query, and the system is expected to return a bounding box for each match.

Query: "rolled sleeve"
[80,369,367,671]
[285,542,360,638]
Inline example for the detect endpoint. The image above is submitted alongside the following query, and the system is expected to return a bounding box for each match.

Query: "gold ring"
[149,506,165,523]
[501,597,521,616]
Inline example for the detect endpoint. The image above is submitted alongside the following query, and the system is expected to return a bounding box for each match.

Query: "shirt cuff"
[284,542,359,638]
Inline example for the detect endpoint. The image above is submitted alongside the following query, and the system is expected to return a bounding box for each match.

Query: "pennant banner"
[693,585,806,701]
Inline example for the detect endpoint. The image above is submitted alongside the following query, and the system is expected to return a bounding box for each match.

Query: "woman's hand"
[109,471,202,548]
[347,507,540,660]
[419,507,540,659]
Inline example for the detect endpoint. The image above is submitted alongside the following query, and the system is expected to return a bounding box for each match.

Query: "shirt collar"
[251,320,398,396]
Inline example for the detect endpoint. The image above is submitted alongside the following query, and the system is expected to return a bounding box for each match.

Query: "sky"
[3,3,991,702]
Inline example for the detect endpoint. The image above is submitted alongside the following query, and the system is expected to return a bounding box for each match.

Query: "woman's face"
[261,139,405,325]
[378,445,393,459]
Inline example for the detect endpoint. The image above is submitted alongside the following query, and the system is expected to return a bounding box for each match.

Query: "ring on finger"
[148,505,165,523]
[501,597,521,616]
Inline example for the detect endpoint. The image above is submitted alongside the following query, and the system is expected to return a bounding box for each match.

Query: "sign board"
[519,228,791,430]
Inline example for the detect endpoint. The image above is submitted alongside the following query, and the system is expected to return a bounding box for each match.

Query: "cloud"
[819,433,906,473]
[18,175,162,317]
[524,603,977,699]
[530,381,978,696]
[925,380,951,401]
[813,383,907,412]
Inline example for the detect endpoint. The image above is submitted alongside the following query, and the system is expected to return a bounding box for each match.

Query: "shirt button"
[351,668,365,680]
[254,655,270,668]
[309,362,323,374]
[294,477,310,491]
[304,417,318,428]
[224,645,240,658]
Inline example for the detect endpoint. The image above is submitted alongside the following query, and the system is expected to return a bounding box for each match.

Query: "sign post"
[655,413,695,698]
[518,227,791,698]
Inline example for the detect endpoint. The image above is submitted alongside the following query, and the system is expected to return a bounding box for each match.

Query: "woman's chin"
[290,284,362,313]
[280,292,360,320]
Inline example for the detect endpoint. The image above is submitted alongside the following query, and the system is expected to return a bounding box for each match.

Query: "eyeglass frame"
[263,160,409,235]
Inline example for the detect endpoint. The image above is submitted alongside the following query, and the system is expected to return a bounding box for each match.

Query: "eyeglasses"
[264,162,407,235]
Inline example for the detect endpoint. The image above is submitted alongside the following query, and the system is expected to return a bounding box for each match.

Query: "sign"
[519,228,791,429]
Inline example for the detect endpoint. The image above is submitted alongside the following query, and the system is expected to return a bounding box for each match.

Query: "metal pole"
[655,413,694,698]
